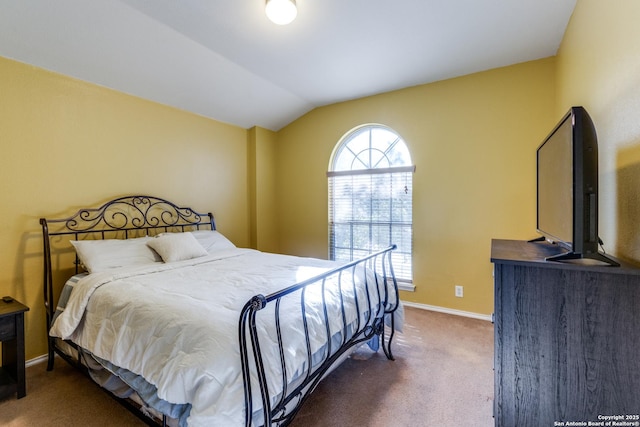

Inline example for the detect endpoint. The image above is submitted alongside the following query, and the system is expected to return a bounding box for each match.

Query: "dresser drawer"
[0,316,16,341]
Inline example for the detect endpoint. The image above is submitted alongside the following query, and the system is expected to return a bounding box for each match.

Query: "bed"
[40,195,402,426]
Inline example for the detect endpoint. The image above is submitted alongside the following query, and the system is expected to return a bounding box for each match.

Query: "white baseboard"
[26,354,48,367]
[401,300,493,322]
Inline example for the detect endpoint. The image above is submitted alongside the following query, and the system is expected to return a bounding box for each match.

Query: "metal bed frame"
[40,195,400,426]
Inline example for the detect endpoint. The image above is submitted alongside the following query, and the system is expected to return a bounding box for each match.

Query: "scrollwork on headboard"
[41,195,216,237]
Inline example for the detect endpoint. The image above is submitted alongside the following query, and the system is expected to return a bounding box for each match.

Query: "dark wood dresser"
[491,239,640,426]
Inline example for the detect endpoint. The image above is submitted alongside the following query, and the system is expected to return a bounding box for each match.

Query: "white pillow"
[147,232,208,263]
[191,230,236,253]
[70,236,160,273]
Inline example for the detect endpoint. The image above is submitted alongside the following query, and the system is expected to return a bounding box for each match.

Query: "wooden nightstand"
[0,298,29,399]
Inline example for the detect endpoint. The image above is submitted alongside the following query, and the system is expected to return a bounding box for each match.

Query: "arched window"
[328,124,414,283]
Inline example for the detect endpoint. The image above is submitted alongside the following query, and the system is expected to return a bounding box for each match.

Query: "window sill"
[397,282,415,292]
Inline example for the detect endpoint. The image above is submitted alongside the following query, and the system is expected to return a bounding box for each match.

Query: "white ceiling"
[0,0,576,131]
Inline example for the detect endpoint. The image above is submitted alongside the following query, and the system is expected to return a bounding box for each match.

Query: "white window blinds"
[328,166,414,282]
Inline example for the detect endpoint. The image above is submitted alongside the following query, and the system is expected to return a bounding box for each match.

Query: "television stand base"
[545,250,620,267]
[527,236,546,243]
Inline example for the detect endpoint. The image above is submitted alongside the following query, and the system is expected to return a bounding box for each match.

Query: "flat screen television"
[534,106,618,266]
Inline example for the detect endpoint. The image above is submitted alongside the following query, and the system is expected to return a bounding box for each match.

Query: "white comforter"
[50,248,398,426]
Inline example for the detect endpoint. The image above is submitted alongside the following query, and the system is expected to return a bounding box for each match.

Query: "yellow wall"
[556,0,640,263]
[248,126,279,253]
[0,57,251,359]
[275,58,557,315]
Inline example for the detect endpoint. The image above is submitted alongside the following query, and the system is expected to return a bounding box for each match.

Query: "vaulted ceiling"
[0,0,576,130]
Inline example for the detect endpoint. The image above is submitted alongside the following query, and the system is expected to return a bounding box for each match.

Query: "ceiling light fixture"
[265,0,297,25]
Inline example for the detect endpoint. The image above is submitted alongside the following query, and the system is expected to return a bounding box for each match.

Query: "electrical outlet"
[455,285,464,298]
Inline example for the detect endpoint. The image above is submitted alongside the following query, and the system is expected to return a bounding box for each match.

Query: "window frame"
[328,124,414,283]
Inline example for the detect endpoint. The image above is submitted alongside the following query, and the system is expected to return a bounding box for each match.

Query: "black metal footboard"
[239,245,400,427]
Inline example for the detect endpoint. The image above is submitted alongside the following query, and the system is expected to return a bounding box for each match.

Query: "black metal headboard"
[39,195,216,342]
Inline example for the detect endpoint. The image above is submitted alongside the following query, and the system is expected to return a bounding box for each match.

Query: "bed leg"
[381,315,396,361]
[46,338,55,371]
